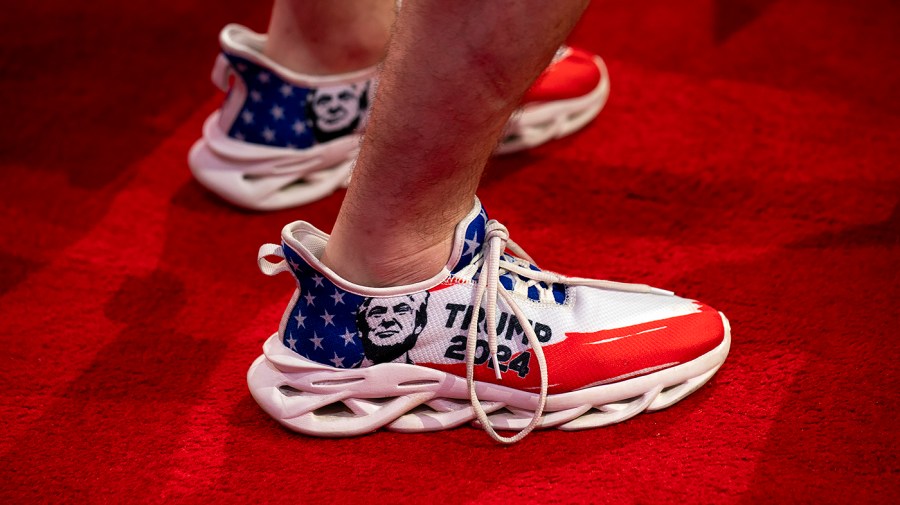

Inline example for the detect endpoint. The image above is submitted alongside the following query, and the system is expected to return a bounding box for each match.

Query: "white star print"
[270,105,284,120]
[262,127,275,142]
[234,132,245,141]
[360,357,374,367]
[463,234,480,258]
[250,90,262,102]
[304,292,316,306]
[241,110,253,124]
[321,310,335,327]
[280,84,293,97]
[329,352,345,368]
[258,72,270,83]
[331,290,345,305]
[312,274,324,287]
[341,329,356,345]
[294,312,306,328]
[288,258,299,270]
[292,120,305,135]
[286,336,297,350]
[310,333,324,350]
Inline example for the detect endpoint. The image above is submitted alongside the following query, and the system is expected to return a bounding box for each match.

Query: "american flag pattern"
[279,203,575,372]
[279,203,491,370]
[282,244,367,369]
[274,201,724,394]
[220,54,370,149]
[459,205,567,304]
[450,205,487,273]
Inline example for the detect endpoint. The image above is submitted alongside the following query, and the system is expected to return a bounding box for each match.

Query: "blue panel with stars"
[451,205,568,305]
[450,205,488,274]
[223,54,318,150]
[281,244,367,369]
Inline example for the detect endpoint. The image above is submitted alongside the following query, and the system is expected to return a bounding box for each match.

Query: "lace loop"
[467,220,548,444]
[257,243,290,276]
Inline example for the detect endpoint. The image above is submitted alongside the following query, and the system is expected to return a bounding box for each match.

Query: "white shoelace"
[462,219,674,444]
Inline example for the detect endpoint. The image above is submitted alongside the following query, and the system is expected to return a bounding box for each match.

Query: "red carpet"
[1,1,898,502]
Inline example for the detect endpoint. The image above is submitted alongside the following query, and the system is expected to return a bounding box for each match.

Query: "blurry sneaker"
[497,46,609,154]
[188,24,376,210]
[189,25,609,210]
[247,198,730,443]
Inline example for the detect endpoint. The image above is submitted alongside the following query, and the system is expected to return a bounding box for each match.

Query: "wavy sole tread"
[247,312,731,437]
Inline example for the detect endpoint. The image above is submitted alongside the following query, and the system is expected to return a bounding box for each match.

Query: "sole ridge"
[247,312,730,437]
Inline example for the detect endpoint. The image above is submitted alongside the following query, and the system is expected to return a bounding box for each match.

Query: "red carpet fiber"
[1,1,898,503]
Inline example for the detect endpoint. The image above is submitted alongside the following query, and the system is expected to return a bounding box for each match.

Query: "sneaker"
[188,24,377,211]
[248,198,731,443]
[189,24,610,210]
[496,45,610,154]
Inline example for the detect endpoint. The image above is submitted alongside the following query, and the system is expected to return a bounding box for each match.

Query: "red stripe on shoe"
[522,48,603,103]
[426,303,724,394]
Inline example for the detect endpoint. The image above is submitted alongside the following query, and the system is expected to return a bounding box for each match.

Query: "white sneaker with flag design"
[247,198,730,443]
[189,24,610,210]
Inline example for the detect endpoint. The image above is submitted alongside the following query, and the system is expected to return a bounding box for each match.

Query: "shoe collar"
[219,23,379,88]
[280,198,488,297]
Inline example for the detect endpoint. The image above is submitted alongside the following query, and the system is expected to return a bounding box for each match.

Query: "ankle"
[321,232,454,288]
[264,1,392,75]
[264,32,387,75]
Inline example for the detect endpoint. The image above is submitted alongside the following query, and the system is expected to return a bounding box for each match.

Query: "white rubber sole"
[190,57,609,210]
[494,56,610,155]
[247,312,731,437]
[188,112,359,211]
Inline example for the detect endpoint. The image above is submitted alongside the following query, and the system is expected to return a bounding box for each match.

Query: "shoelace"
[463,219,674,444]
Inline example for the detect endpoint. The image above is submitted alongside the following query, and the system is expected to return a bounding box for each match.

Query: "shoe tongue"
[447,198,488,274]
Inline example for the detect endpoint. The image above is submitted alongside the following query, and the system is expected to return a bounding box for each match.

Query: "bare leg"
[322,0,590,286]
[264,0,394,74]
